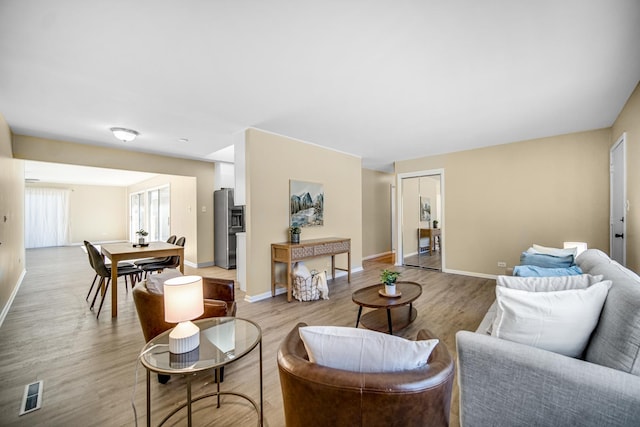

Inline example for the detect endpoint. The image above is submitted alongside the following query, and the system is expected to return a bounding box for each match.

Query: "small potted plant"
[381,269,401,295]
[289,226,301,244]
[432,220,439,229]
[136,229,149,245]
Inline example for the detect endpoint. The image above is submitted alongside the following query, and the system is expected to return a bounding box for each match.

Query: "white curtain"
[25,187,71,248]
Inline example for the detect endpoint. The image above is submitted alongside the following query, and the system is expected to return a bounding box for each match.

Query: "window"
[130,185,170,242]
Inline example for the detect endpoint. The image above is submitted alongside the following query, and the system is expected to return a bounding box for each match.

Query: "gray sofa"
[456,249,640,426]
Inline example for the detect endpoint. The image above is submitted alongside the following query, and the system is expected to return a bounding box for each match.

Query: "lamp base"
[169,321,200,354]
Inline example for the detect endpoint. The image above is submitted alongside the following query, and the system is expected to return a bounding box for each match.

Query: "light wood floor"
[0,246,495,426]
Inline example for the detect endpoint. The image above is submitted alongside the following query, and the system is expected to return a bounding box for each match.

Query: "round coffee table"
[140,317,263,426]
[352,281,422,335]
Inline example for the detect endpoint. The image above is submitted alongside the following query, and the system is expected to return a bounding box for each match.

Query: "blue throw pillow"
[520,251,575,268]
[514,265,583,277]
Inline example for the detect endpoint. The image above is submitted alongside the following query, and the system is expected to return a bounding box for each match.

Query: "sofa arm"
[456,331,640,427]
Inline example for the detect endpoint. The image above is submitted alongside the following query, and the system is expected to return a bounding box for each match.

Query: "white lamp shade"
[164,276,204,323]
[564,241,588,257]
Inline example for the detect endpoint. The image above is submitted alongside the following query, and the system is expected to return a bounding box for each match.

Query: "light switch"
[202,206,206,212]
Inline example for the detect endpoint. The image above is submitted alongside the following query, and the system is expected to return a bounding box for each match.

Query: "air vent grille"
[19,380,43,415]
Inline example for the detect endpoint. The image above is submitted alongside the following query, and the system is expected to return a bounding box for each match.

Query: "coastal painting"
[420,196,431,222]
[290,180,324,227]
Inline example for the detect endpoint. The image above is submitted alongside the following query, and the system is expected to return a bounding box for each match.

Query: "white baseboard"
[0,268,26,329]
[442,268,497,280]
[362,251,393,261]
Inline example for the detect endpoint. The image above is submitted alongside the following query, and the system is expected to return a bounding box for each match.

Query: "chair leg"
[90,277,105,310]
[86,274,98,301]
[96,279,111,318]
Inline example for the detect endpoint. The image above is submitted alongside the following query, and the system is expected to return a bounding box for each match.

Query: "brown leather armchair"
[277,323,454,427]
[132,276,237,343]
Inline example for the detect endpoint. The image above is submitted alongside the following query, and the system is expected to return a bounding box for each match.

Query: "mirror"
[402,174,442,270]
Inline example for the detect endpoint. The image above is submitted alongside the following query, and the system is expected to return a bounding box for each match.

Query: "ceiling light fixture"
[110,127,139,142]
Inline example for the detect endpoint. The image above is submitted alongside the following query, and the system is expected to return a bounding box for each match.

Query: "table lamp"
[164,275,204,354]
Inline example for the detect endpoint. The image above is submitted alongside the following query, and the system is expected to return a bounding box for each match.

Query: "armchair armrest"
[456,331,640,427]
[202,277,236,316]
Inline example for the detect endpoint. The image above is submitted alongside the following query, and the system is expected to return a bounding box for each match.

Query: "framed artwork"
[290,180,324,227]
[420,196,431,222]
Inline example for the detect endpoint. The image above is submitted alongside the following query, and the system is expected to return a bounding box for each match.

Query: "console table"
[271,237,351,302]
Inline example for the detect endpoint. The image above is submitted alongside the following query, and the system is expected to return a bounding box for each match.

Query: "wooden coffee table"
[352,281,422,335]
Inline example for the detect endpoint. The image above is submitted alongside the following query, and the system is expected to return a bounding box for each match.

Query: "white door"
[610,133,626,265]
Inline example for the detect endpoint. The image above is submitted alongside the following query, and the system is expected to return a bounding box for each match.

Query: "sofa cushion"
[497,274,603,292]
[584,261,640,376]
[513,265,583,277]
[299,325,438,373]
[491,281,611,357]
[520,252,575,268]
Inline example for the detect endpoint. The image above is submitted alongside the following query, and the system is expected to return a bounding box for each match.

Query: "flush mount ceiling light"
[110,127,139,142]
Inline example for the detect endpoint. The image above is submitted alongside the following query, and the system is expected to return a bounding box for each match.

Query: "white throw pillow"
[299,326,439,373]
[491,281,611,357]
[145,268,183,294]
[530,244,577,258]
[497,274,604,292]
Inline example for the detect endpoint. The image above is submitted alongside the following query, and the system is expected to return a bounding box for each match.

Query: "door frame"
[610,132,627,265]
[396,169,445,269]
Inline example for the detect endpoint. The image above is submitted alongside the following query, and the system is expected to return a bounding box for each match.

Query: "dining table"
[100,241,185,318]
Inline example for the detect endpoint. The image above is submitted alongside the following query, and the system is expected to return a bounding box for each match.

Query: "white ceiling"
[1,1,639,173]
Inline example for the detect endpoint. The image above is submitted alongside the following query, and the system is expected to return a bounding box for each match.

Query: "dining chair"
[134,235,177,267]
[139,236,186,278]
[84,240,137,298]
[85,241,141,318]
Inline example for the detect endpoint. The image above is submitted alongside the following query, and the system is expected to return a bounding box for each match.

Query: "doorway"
[397,170,444,271]
[610,133,626,265]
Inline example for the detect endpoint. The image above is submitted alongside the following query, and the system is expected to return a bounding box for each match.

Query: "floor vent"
[19,380,43,416]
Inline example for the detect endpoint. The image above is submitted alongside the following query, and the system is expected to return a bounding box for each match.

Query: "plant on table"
[380,269,400,295]
[136,229,149,244]
[289,226,301,243]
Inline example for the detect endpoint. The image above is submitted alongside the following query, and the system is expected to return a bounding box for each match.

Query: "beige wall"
[25,182,128,244]
[12,135,216,266]
[361,168,394,258]
[612,81,640,272]
[128,175,198,264]
[396,128,612,276]
[0,114,25,322]
[244,128,363,299]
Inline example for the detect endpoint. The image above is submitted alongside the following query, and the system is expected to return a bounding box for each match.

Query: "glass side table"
[140,317,263,427]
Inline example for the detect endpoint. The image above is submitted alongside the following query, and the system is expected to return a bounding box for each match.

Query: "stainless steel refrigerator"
[214,188,244,269]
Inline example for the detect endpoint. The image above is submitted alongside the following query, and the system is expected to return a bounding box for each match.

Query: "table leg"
[347,251,351,283]
[259,340,263,427]
[178,248,184,274]
[111,255,119,318]
[387,309,393,335]
[187,375,192,427]
[216,368,221,408]
[355,306,363,328]
[146,369,151,427]
[331,255,336,281]
[286,262,292,302]
[271,257,276,297]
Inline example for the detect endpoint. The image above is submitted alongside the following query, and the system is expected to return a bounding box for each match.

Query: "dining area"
[83,236,186,318]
